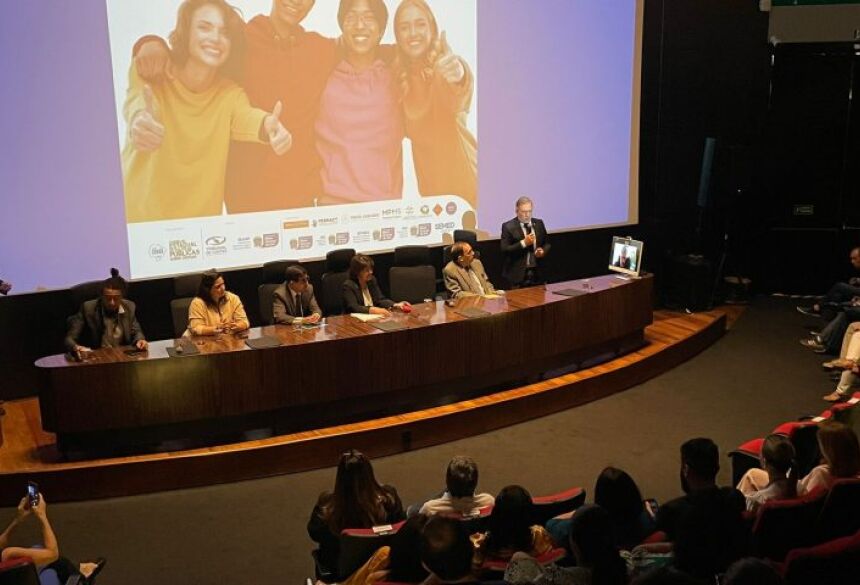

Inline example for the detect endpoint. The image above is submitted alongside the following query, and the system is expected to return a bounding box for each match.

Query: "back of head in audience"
[446,455,480,498]
[673,487,746,579]
[569,505,628,585]
[817,421,860,478]
[420,516,473,583]
[722,557,783,585]
[680,438,719,492]
[485,485,534,555]
[760,434,797,494]
[387,514,430,583]
[595,466,645,526]
[324,449,388,532]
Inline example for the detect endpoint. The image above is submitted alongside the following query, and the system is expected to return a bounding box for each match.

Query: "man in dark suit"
[500,196,551,287]
[273,264,322,325]
[64,268,147,360]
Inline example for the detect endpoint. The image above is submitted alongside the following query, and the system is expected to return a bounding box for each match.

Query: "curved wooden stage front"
[0,300,732,504]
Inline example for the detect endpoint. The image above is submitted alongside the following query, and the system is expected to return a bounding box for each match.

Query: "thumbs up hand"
[130,84,165,152]
[263,101,292,156]
[434,31,465,85]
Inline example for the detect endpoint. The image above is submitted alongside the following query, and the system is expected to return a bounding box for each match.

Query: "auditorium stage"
[0,304,735,504]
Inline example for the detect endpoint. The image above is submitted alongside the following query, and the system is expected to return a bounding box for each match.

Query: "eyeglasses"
[344,12,378,27]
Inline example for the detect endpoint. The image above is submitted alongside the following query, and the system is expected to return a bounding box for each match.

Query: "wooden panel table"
[36,275,653,455]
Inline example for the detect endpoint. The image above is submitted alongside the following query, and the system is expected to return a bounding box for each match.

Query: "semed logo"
[206,236,227,246]
[149,244,165,261]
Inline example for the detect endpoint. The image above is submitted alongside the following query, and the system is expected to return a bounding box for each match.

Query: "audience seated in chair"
[547,467,656,552]
[736,434,798,512]
[472,486,553,568]
[307,450,405,578]
[822,321,860,401]
[796,421,860,494]
[653,438,745,542]
[419,456,495,517]
[420,516,481,585]
[340,514,430,585]
[0,493,105,585]
[796,247,860,319]
[505,504,627,585]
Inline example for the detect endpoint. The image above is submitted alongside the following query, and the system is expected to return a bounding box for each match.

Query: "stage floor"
[0,307,738,503]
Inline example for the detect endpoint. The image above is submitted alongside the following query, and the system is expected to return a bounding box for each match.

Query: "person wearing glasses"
[272,264,321,325]
[187,270,250,336]
[443,241,496,299]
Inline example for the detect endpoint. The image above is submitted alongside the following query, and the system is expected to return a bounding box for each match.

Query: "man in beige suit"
[444,241,497,299]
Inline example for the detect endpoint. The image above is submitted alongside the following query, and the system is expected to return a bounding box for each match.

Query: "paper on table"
[483,294,503,299]
[350,313,385,322]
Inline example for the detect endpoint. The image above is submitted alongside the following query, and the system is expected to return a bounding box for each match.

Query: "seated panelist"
[342,254,411,317]
[273,265,322,325]
[187,270,249,336]
[64,268,148,360]
[443,241,497,299]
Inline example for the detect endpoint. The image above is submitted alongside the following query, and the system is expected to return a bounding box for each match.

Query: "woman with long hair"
[799,421,860,494]
[307,450,404,577]
[393,0,478,208]
[473,485,553,566]
[123,0,292,222]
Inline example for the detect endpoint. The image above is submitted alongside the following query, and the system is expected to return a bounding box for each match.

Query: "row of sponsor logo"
[148,220,458,262]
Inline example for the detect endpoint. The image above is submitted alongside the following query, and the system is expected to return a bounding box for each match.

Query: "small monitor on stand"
[608,236,644,279]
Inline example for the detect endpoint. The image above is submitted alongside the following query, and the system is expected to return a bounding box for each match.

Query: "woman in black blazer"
[342,254,411,316]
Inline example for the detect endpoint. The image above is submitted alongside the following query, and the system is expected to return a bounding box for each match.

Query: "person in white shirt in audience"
[419,455,495,516]
[272,264,321,325]
[797,421,860,494]
[736,434,798,512]
[443,242,497,299]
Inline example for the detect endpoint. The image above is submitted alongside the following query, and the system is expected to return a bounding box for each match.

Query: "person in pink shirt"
[315,0,404,205]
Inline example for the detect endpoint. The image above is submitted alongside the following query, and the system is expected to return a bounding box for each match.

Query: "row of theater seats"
[315,487,585,583]
[719,394,860,566]
[67,232,480,337]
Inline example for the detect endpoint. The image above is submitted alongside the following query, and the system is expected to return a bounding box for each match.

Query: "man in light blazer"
[444,241,497,299]
[273,264,322,324]
[500,196,550,287]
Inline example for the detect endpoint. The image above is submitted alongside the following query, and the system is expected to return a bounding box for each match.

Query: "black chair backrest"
[257,283,280,326]
[170,298,194,338]
[453,229,478,246]
[174,274,202,298]
[394,245,430,267]
[326,248,355,272]
[262,260,300,284]
[390,266,436,304]
[816,478,860,541]
[70,280,103,309]
[320,272,349,316]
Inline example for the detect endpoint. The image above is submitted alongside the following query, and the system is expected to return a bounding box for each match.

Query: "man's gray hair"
[515,196,533,208]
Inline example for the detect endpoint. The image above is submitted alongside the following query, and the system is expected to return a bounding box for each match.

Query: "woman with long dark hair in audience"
[736,434,798,512]
[186,269,249,336]
[798,421,860,494]
[473,485,553,566]
[307,449,405,577]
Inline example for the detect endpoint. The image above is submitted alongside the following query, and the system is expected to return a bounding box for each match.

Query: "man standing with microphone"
[501,196,550,288]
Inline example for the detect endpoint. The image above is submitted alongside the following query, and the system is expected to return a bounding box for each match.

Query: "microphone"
[524,223,533,235]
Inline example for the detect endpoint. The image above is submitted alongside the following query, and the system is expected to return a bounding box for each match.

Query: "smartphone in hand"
[27,481,40,508]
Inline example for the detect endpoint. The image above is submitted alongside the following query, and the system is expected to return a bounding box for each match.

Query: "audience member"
[654,438,744,541]
[443,242,497,298]
[419,456,495,516]
[797,421,860,494]
[420,516,478,584]
[548,467,655,551]
[187,270,250,336]
[472,485,553,566]
[273,264,322,325]
[342,254,411,316]
[798,247,860,353]
[506,504,627,585]
[722,557,783,585]
[64,268,147,360]
[822,322,860,401]
[307,449,405,576]
[0,493,105,585]
[797,246,860,317]
[736,434,798,512]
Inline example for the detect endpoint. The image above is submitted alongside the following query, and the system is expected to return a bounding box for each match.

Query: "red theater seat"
[750,490,828,561]
[782,529,860,585]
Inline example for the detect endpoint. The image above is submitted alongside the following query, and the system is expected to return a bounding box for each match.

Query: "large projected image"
[106,0,478,279]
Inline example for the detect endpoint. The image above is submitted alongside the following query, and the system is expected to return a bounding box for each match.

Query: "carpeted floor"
[0,297,839,584]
